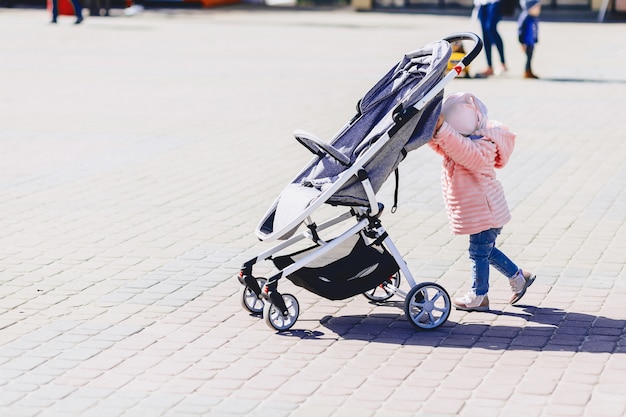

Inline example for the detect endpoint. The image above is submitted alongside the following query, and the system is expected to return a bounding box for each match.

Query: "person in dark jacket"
[518,0,541,79]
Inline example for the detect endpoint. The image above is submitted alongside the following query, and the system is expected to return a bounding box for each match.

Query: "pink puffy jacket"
[429,121,516,235]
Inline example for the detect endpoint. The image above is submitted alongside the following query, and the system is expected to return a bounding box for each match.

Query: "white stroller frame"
[238,33,483,332]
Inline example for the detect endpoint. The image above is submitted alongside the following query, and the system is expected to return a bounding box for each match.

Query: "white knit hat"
[441,92,489,136]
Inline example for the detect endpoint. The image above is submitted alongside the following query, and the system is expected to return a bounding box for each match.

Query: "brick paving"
[1,5,626,417]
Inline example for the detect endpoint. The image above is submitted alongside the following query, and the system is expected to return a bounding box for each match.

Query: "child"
[430,92,535,311]
[518,0,541,79]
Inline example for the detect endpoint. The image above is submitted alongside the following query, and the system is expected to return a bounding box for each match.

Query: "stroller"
[237,33,483,332]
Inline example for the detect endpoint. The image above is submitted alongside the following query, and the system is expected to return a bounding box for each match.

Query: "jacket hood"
[441,92,489,136]
[476,123,516,168]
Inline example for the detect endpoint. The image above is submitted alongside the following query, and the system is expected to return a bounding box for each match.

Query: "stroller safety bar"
[294,130,351,166]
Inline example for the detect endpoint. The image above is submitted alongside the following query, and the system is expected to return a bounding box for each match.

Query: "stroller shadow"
[287,306,626,353]
[540,77,626,84]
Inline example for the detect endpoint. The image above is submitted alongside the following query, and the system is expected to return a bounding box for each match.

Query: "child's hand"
[435,115,444,134]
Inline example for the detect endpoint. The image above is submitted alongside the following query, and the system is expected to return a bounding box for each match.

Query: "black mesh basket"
[272,235,399,301]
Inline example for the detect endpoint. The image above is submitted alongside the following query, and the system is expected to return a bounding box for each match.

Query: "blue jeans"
[469,228,519,295]
[478,2,505,67]
[52,0,83,20]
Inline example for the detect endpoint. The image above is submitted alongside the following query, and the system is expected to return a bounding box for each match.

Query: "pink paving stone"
[315,385,356,398]
[544,404,587,416]
[340,399,381,411]
[473,383,515,401]
[562,371,600,385]
[329,407,376,417]
[148,360,193,377]
[565,359,605,375]
[420,396,464,415]
[585,394,626,417]
[387,385,434,402]
[278,380,322,397]
[121,378,166,393]
[162,329,204,344]
[161,377,205,394]
[500,402,544,417]
[371,365,414,381]
[454,398,505,417]
[243,374,289,391]
[76,355,127,372]
[516,379,558,396]
[597,382,626,395]
[234,388,275,401]
[121,354,171,371]
[382,399,426,414]
[550,388,591,406]
[88,372,134,390]
[301,394,346,409]
[215,365,261,381]
[59,368,103,382]
[113,334,158,352]
[55,374,97,388]
[177,365,218,382]
[201,377,244,391]
[440,367,489,389]
[351,383,394,402]
[323,374,366,390]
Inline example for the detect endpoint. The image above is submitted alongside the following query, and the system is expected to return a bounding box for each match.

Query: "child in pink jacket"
[430,92,535,311]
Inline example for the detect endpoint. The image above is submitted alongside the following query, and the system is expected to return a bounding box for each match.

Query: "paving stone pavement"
[1,5,626,417]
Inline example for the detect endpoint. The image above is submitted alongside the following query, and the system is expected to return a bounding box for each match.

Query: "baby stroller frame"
[237,33,483,332]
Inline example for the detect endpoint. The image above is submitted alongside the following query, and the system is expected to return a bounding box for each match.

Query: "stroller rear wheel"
[263,293,299,331]
[363,272,401,302]
[404,282,451,330]
[240,277,267,314]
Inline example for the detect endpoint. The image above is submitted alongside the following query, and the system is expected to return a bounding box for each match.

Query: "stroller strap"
[391,148,408,213]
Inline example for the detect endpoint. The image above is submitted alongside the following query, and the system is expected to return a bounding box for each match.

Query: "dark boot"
[524,70,538,79]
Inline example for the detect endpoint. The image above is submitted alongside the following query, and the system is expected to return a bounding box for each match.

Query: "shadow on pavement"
[541,77,626,84]
[279,306,626,353]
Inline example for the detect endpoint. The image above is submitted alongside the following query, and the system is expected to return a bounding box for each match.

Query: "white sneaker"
[124,5,144,16]
[453,291,489,312]
[509,270,536,305]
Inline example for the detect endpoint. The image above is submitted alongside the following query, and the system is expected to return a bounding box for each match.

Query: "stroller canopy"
[296,39,451,206]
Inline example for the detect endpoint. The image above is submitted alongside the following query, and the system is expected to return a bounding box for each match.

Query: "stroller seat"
[268,183,322,239]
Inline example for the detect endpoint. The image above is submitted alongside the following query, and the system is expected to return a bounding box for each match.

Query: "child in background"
[430,92,535,311]
[518,0,542,79]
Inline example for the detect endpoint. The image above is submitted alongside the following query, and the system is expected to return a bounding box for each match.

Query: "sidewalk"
[1,7,626,417]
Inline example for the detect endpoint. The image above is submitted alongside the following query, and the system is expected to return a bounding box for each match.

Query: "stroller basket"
[272,235,399,301]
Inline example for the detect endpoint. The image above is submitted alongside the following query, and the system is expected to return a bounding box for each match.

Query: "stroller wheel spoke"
[429,291,442,303]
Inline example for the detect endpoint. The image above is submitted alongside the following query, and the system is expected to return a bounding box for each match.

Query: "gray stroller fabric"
[293,40,451,207]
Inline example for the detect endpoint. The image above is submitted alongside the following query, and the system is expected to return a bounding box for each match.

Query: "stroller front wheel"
[240,277,267,314]
[263,293,299,331]
[404,282,451,330]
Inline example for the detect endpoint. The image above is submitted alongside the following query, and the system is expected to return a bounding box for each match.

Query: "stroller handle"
[443,32,483,68]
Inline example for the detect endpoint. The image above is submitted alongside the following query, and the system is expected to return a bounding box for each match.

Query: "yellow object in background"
[447,42,471,78]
